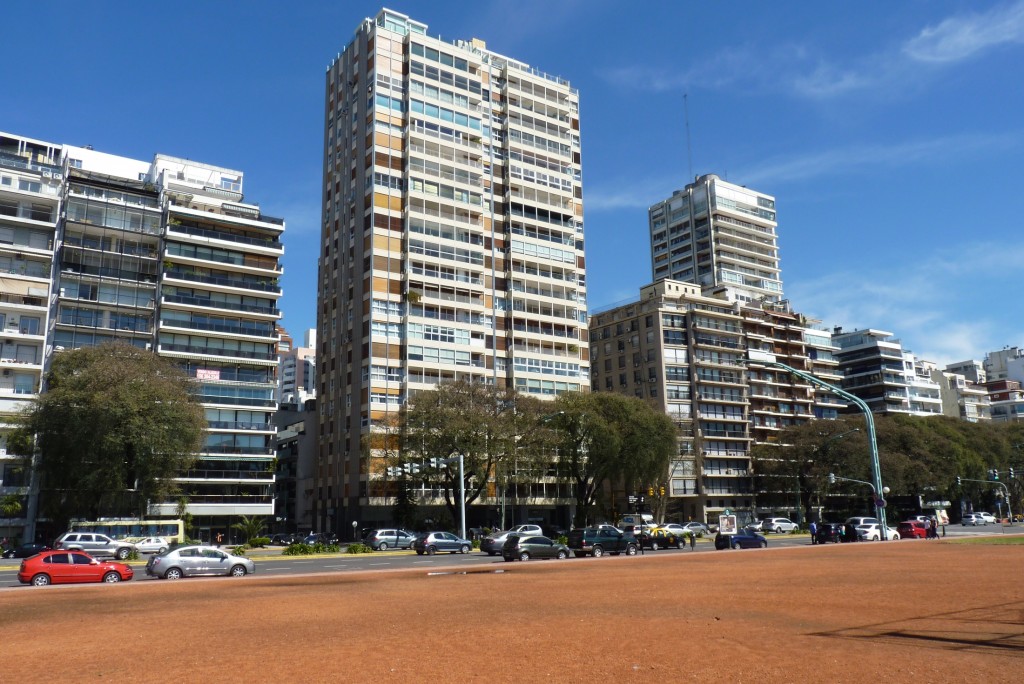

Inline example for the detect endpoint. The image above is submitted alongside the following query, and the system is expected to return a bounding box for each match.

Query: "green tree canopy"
[17,343,206,530]
[551,392,678,526]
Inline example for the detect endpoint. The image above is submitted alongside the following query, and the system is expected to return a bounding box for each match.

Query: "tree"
[397,381,533,525]
[551,392,677,527]
[231,515,266,543]
[18,343,206,532]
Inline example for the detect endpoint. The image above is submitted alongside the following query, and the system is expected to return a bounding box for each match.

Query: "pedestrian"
[688,530,695,550]
[215,532,223,547]
[809,521,818,545]
[923,518,932,539]
[930,517,939,539]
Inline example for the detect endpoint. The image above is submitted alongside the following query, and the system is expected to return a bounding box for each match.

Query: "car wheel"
[774,527,782,534]
[557,550,567,560]
[460,544,470,554]
[103,571,121,583]
[164,567,184,580]
[591,545,604,558]
[115,547,131,560]
[378,542,389,551]
[31,573,50,586]
[625,544,638,556]
[157,547,168,554]
[519,552,530,561]
[761,541,768,548]
[426,546,436,556]
[230,564,247,577]
[650,541,659,551]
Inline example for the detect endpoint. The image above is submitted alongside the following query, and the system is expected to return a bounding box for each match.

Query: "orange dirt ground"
[1,540,1022,682]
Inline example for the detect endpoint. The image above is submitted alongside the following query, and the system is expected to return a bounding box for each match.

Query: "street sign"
[925,500,951,508]
[875,498,886,508]
[723,508,732,516]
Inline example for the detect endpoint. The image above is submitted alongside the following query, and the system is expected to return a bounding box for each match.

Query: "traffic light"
[659,486,666,496]
[827,473,836,485]
[956,476,962,487]
[648,487,654,497]
[1010,467,1016,479]
[992,469,1000,482]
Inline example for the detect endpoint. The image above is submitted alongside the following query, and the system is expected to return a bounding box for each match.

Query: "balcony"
[159,318,277,339]
[161,293,279,317]
[158,342,275,361]
[164,270,281,294]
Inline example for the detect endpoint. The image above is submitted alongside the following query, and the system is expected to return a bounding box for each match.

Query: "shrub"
[248,536,271,548]
[346,542,372,554]
[232,545,249,556]
[471,539,481,549]
[125,548,141,562]
[283,542,314,556]
[557,535,568,546]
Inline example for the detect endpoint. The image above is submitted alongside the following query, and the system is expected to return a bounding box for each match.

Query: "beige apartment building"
[316,9,586,533]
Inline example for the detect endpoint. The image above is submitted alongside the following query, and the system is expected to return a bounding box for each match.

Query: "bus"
[68,519,186,544]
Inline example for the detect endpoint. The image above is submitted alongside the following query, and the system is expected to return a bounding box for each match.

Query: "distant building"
[983,379,1024,423]
[649,174,781,305]
[929,365,990,422]
[278,327,315,404]
[983,346,1024,383]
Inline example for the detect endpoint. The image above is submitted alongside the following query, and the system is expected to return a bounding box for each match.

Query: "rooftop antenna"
[684,93,693,181]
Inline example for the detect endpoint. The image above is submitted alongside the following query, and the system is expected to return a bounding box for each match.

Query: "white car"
[855,524,900,541]
[961,513,985,526]
[977,512,997,524]
[760,517,799,533]
[133,537,170,554]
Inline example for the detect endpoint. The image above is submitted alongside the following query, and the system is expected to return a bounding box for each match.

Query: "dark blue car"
[715,530,767,550]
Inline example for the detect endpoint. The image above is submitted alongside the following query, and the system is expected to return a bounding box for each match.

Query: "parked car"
[269,533,301,546]
[501,535,571,561]
[977,512,997,524]
[303,533,339,545]
[716,530,768,550]
[362,529,416,551]
[760,517,799,533]
[855,524,900,541]
[897,521,928,539]
[566,528,638,558]
[679,522,712,537]
[412,532,472,555]
[52,532,134,560]
[814,523,844,544]
[846,517,881,528]
[961,513,985,526]
[18,550,133,586]
[2,542,50,559]
[132,537,170,554]
[633,527,682,550]
[145,545,255,579]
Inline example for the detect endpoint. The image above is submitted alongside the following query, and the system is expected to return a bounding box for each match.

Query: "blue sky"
[2,1,1022,365]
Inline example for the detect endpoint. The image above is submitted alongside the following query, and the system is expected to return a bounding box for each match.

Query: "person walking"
[688,530,695,550]
[215,532,223,547]
[809,521,818,545]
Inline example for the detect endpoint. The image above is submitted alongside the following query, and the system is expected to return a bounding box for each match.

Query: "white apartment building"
[649,174,781,305]
[316,9,586,533]
[983,346,1024,383]
[278,327,316,404]
[0,131,284,541]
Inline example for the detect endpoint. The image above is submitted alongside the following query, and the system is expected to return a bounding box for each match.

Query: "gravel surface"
[2,538,1021,682]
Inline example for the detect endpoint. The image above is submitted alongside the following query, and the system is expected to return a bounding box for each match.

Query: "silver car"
[145,545,255,580]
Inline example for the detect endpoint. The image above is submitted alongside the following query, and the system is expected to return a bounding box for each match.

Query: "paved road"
[2,525,1014,587]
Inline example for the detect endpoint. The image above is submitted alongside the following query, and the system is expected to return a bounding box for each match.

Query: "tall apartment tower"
[317,9,586,533]
[649,174,780,305]
[0,132,62,542]
[0,131,285,541]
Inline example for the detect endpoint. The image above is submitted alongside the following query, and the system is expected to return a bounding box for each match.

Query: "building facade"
[316,9,586,533]
[0,131,284,541]
[278,327,316,404]
[649,174,781,306]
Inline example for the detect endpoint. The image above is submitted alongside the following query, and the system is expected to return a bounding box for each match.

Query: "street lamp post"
[746,351,887,539]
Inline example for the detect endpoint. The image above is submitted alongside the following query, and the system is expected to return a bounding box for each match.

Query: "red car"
[897,521,928,539]
[18,550,134,586]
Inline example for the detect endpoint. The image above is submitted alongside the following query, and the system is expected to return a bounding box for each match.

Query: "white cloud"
[740,131,1020,186]
[903,0,1024,63]
[787,242,1024,365]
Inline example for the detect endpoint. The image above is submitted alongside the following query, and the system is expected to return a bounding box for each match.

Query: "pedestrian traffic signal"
[992,469,1000,482]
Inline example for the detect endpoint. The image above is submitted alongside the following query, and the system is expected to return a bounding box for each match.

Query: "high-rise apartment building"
[0,131,284,541]
[316,9,586,533]
[649,174,780,305]
[278,327,316,404]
